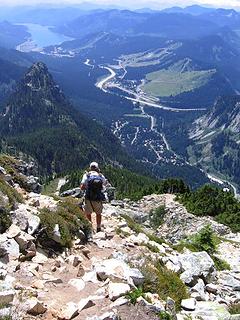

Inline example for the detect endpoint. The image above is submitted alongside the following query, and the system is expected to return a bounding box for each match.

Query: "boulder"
[124,210,149,224]
[188,301,231,319]
[58,302,79,320]
[181,298,196,311]
[6,224,21,238]
[32,250,48,264]
[0,234,20,260]
[11,204,39,233]
[27,214,40,235]
[0,269,7,280]
[191,279,208,301]
[179,252,216,286]
[78,298,95,311]
[68,279,85,291]
[218,272,240,291]
[108,282,131,301]
[94,258,144,286]
[126,233,149,245]
[25,176,42,194]
[25,298,47,315]
[0,290,15,305]
[15,231,35,251]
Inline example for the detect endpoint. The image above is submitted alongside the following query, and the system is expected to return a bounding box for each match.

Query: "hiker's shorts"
[84,200,103,215]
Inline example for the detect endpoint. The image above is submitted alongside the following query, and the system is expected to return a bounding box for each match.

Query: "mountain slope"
[189,95,240,189]
[0,62,142,176]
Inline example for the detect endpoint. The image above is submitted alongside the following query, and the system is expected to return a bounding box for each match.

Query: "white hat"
[90,162,99,169]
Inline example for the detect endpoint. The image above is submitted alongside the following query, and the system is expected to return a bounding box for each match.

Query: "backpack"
[85,174,105,201]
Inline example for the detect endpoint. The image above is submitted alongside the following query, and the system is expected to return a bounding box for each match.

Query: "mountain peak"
[23,61,56,92]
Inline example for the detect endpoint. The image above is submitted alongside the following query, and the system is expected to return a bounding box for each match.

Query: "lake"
[16,23,73,52]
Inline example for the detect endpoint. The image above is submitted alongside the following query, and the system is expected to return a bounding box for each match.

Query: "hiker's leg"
[96,213,102,230]
[93,201,103,231]
[84,200,93,224]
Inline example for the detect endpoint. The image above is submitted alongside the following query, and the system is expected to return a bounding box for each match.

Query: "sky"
[0,0,239,9]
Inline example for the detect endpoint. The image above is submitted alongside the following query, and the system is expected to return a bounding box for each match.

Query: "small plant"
[141,261,189,311]
[228,302,240,315]
[125,287,145,305]
[212,256,231,271]
[149,205,166,229]
[146,233,165,245]
[190,225,219,255]
[121,214,143,234]
[145,243,160,253]
[39,197,91,249]
[158,311,172,320]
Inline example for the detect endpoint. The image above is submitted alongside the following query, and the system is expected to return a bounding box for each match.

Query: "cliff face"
[0,156,239,320]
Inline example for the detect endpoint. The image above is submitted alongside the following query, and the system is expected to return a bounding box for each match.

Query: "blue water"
[19,23,73,48]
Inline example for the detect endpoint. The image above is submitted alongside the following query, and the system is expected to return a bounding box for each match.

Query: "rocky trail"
[1,159,240,320]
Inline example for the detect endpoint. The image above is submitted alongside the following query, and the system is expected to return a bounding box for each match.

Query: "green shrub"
[149,206,166,229]
[141,261,189,311]
[212,256,231,271]
[145,243,160,253]
[228,303,240,315]
[0,154,32,192]
[158,311,173,320]
[0,177,23,207]
[179,185,240,232]
[39,198,91,249]
[125,287,145,305]
[0,207,11,233]
[190,225,219,255]
[146,233,165,245]
[121,214,144,234]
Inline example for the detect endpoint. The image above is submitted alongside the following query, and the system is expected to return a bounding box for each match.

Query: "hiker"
[80,162,107,234]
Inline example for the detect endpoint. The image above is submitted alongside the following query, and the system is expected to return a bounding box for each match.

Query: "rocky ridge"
[0,159,240,319]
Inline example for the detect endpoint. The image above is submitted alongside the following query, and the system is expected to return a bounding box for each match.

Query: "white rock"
[0,290,15,304]
[32,250,48,264]
[99,311,117,320]
[0,269,7,280]
[94,258,144,286]
[6,224,21,238]
[25,298,47,315]
[126,233,149,245]
[58,302,79,320]
[0,234,19,259]
[181,298,196,311]
[108,282,130,301]
[93,232,107,240]
[27,214,40,235]
[179,252,216,286]
[68,279,85,291]
[82,271,99,284]
[78,298,95,311]
[110,297,129,308]
[191,279,208,301]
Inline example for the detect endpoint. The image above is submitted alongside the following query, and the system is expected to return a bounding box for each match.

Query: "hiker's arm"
[80,173,87,190]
